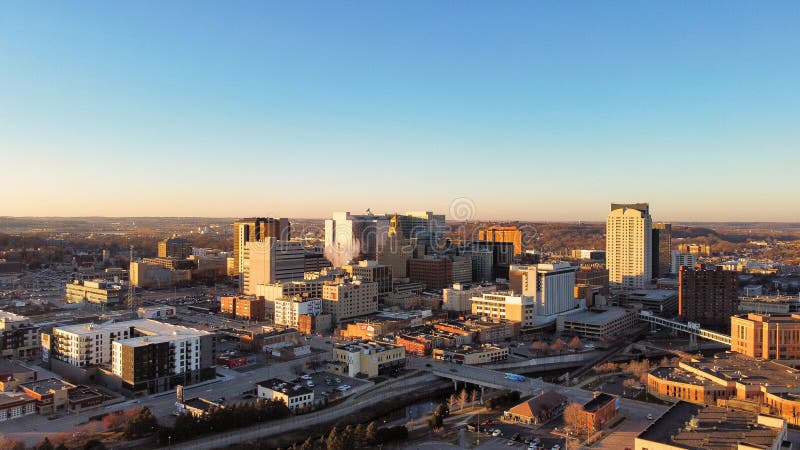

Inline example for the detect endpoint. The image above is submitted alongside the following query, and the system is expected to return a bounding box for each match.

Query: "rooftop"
[0,391,35,407]
[507,391,567,418]
[183,397,222,412]
[560,307,631,326]
[583,393,615,412]
[638,401,785,450]
[0,310,28,322]
[55,319,210,338]
[256,378,312,397]
[20,378,75,395]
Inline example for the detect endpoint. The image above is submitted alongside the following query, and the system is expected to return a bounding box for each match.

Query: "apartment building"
[0,311,39,359]
[322,281,379,323]
[219,296,269,321]
[606,203,652,290]
[274,297,322,328]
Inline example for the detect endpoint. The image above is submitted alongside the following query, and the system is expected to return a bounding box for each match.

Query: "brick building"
[679,264,738,329]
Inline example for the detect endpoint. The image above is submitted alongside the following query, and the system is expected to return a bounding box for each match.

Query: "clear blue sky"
[2,1,798,221]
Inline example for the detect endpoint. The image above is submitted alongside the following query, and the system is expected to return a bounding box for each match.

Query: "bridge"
[407,358,549,399]
[638,310,731,346]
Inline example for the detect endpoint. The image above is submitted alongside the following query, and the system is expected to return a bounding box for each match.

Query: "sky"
[1,1,798,221]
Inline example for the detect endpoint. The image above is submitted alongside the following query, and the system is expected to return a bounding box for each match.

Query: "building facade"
[478,226,522,256]
[0,311,39,359]
[651,223,671,278]
[65,279,123,304]
[670,251,698,275]
[233,217,290,276]
[242,238,305,295]
[679,264,738,329]
[322,281,379,323]
[330,341,405,378]
[274,297,322,328]
[606,203,652,290]
[731,313,800,360]
[157,237,192,259]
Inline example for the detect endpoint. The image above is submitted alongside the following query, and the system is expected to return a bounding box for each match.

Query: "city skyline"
[2,2,799,220]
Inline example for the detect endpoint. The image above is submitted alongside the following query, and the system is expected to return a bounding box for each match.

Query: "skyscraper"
[478,226,523,256]
[606,203,652,290]
[232,218,290,276]
[651,223,672,278]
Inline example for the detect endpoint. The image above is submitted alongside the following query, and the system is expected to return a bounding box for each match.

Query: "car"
[491,429,502,437]
[449,368,457,372]
[335,378,341,383]
[301,374,312,380]
[425,363,432,367]
[647,413,653,420]
[551,445,561,450]
[506,441,514,446]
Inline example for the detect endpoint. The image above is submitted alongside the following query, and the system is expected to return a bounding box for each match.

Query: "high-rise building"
[157,237,192,259]
[242,238,305,295]
[462,249,493,282]
[478,226,522,256]
[677,243,711,256]
[671,251,698,274]
[324,211,390,267]
[606,203,653,290]
[509,263,578,316]
[679,264,738,329]
[233,218,290,276]
[651,223,671,278]
[391,211,446,253]
[466,241,515,280]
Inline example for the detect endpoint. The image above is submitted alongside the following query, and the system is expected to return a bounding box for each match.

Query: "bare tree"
[470,389,479,407]
[459,388,469,411]
[448,394,458,412]
[563,402,585,434]
[568,336,582,350]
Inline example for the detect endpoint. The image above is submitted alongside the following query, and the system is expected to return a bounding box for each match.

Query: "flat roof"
[627,290,678,301]
[0,310,28,321]
[256,378,312,396]
[560,308,631,326]
[0,391,35,407]
[56,319,210,338]
[638,401,784,450]
[20,378,75,395]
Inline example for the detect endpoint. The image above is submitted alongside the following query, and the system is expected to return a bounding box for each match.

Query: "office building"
[322,281,379,323]
[462,249,493,282]
[377,234,420,279]
[157,237,192,259]
[478,226,522,256]
[256,378,314,411]
[432,344,509,365]
[651,223,671,278]
[670,251,698,275]
[442,283,496,312]
[255,279,327,301]
[509,263,578,316]
[233,217,290,276]
[330,341,405,378]
[635,401,787,450]
[141,257,196,270]
[606,203,652,290]
[242,238,305,295]
[65,279,123,304]
[467,241,515,280]
[677,243,712,256]
[471,292,535,327]
[18,378,103,415]
[408,257,453,290]
[450,256,472,284]
[274,297,322,328]
[731,313,800,360]
[324,211,390,267]
[343,260,393,300]
[129,262,191,289]
[575,264,609,295]
[0,311,39,359]
[679,264,738,328]
[570,249,606,261]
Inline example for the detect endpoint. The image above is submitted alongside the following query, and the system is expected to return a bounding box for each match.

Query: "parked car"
[492,429,502,437]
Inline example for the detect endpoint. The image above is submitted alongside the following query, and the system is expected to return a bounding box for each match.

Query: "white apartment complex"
[513,263,578,316]
[274,297,322,328]
[606,203,652,290]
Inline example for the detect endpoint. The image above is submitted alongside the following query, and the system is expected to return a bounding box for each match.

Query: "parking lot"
[287,370,370,402]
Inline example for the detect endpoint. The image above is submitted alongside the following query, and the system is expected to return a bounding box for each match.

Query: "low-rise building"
[731,313,800,360]
[65,279,123,305]
[503,391,567,425]
[432,344,508,365]
[647,353,800,427]
[137,305,176,320]
[256,378,314,411]
[18,378,103,414]
[556,307,637,340]
[330,341,405,378]
[581,392,618,432]
[442,283,496,313]
[0,311,39,359]
[618,289,678,315]
[635,401,787,450]
[0,391,37,422]
[129,262,191,289]
[220,296,269,321]
[178,397,223,417]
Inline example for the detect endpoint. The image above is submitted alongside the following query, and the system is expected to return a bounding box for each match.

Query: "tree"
[365,421,378,445]
[36,438,54,450]
[550,338,565,352]
[568,336,582,350]
[124,406,157,438]
[299,437,315,450]
[623,378,639,389]
[448,393,458,412]
[352,423,366,449]
[0,439,25,450]
[530,341,549,352]
[459,388,469,411]
[470,389,480,406]
[563,402,585,434]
